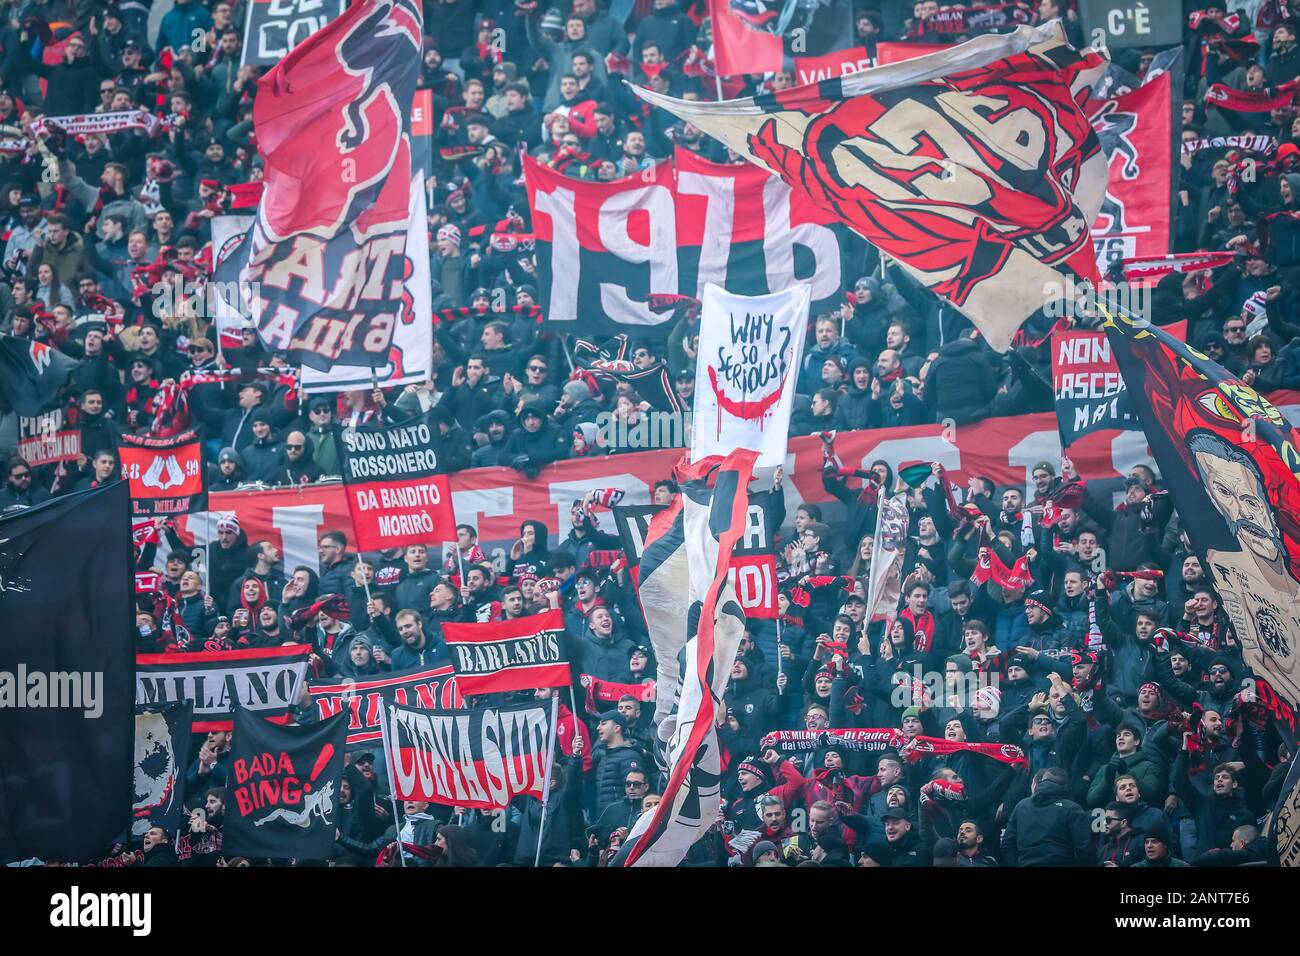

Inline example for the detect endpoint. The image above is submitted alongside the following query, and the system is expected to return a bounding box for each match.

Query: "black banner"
[223,708,347,860]
[240,0,348,68]
[0,483,134,863]
[132,701,193,841]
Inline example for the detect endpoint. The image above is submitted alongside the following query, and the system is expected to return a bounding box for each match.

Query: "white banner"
[690,283,810,468]
[866,493,910,622]
[302,176,433,394]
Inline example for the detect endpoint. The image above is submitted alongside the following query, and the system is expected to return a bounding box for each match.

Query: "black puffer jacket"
[591,741,647,816]
[1000,778,1094,866]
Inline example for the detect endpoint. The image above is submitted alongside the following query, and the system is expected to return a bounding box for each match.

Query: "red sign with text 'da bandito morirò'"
[334,409,455,551]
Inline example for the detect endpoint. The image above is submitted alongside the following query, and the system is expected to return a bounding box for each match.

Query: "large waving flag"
[617,449,756,867]
[234,0,422,372]
[1103,310,1300,735]
[632,22,1109,352]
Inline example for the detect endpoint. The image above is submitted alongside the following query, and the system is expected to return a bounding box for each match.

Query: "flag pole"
[533,693,561,868]
[775,615,784,695]
[377,704,407,868]
[203,508,213,595]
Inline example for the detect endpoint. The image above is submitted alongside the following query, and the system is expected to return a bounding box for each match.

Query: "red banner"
[169,404,1300,572]
[442,609,571,695]
[581,674,656,713]
[119,431,207,517]
[334,410,455,552]
[307,664,462,747]
[873,42,949,65]
[1088,71,1174,274]
[17,409,80,466]
[793,47,872,85]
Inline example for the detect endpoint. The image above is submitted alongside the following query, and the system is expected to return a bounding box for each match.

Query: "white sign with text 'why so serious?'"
[691,283,811,468]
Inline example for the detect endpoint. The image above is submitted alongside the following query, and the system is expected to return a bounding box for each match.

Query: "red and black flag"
[0,337,80,416]
[385,701,553,810]
[442,609,571,695]
[223,708,348,860]
[334,409,456,551]
[634,23,1109,352]
[232,0,422,371]
[308,664,462,748]
[1104,308,1300,728]
[970,526,1034,589]
[572,335,683,414]
[618,449,757,868]
[119,430,207,518]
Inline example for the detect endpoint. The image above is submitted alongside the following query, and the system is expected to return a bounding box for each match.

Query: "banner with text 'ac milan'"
[307,663,462,748]
[135,644,311,732]
[335,409,456,551]
[442,609,571,695]
[223,708,347,860]
[119,431,207,517]
[386,701,552,809]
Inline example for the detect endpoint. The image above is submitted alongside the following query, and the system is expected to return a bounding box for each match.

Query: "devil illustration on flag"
[632,23,1109,352]
[231,0,422,371]
[1103,310,1300,717]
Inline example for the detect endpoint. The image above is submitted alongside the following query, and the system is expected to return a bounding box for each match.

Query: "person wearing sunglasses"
[0,455,50,512]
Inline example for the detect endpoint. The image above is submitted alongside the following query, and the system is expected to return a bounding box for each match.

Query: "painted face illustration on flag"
[1103,310,1300,712]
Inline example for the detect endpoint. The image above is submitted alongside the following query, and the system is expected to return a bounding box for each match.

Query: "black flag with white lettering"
[0,483,134,863]
[223,707,347,860]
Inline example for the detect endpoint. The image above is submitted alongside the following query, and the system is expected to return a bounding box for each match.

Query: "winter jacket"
[1000,778,1094,867]
[591,741,647,816]
[512,752,586,866]
[1087,749,1168,808]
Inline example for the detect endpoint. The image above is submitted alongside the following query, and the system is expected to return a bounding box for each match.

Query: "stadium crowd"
[0,0,1298,867]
